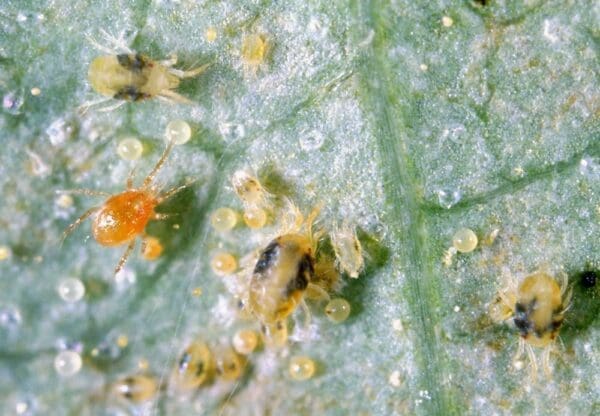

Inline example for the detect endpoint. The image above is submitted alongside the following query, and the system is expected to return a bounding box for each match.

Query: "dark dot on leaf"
[580,270,597,289]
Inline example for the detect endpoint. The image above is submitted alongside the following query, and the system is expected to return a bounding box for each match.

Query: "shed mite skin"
[231,170,274,211]
[81,30,210,112]
[330,224,364,279]
[61,140,193,275]
[489,269,572,379]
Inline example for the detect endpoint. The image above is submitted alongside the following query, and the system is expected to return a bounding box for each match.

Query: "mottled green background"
[0,0,598,415]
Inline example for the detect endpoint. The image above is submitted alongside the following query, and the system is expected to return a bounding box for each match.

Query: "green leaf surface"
[0,0,598,415]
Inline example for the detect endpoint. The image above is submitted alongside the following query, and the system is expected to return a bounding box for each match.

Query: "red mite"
[62,140,190,274]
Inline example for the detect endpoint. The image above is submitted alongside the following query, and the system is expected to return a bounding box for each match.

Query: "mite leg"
[157,89,194,105]
[156,179,197,204]
[541,346,553,377]
[114,239,136,275]
[57,189,111,197]
[526,343,538,382]
[306,283,330,301]
[299,299,312,328]
[142,140,175,189]
[62,206,100,243]
[159,54,178,67]
[98,100,127,113]
[168,62,211,79]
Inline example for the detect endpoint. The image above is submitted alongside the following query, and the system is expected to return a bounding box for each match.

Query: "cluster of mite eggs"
[47,29,361,406]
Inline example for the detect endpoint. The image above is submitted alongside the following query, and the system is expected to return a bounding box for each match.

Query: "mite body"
[82,31,209,111]
[245,205,335,345]
[112,374,159,403]
[88,53,208,104]
[61,141,191,274]
[172,341,214,390]
[489,270,571,378]
[249,233,315,324]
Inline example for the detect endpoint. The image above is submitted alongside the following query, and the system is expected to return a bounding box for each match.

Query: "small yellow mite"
[489,270,571,378]
[240,33,270,76]
[112,374,159,403]
[87,53,209,105]
[214,347,244,381]
[172,341,214,390]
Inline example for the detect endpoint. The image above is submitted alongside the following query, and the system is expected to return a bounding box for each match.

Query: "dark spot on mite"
[254,240,280,275]
[178,352,191,372]
[114,86,148,101]
[122,377,136,398]
[117,53,146,72]
[550,318,563,331]
[514,302,534,336]
[580,270,597,288]
[195,361,205,377]
[474,0,489,5]
[285,254,313,296]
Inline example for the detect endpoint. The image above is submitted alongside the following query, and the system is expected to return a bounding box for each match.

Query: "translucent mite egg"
[0,245,11,261]
[243,207,267,229]
[205,27,217,42]
[452,228,478,253]
[54,350,82,376]
[165,119,192,145]
[142,236,163,260]
[173,341,213,389]
[215,348,244,381]
[324,298,351,323]
[241,34,269,74]
[211,253,237,276]
[289,356,315,381]
[113,375,158,402]
[232,329,258,355]
[55,194,74,209]
[210,207,238,232]
[57,278,85,303]
[117,137,143,161]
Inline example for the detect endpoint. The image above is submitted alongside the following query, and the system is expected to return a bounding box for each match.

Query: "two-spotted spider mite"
[245,202,338,343]
[489,270,572,379]
[82,31,210,112]
[61,140,192,275]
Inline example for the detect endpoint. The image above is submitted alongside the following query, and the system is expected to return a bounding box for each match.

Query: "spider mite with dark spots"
[82,31,210,112]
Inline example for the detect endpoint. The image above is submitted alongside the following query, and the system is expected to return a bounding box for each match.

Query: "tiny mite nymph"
[489,269,572,378]
[61,140,192,275]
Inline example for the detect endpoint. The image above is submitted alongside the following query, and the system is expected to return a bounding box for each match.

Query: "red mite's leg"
[62,206,100,243]
[114,239,136,275]
[156,179,197,204]
[142,140,175,189]
[126,167,137,189]
[57,189,111,197]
